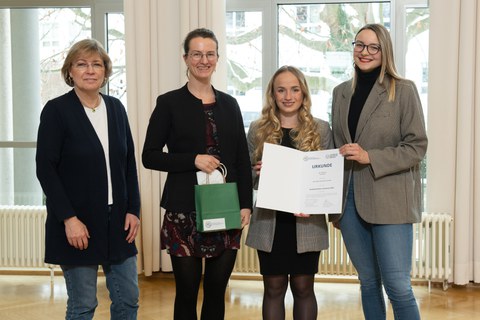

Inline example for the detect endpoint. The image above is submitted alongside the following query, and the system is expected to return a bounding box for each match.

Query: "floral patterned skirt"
[161,210,241,258]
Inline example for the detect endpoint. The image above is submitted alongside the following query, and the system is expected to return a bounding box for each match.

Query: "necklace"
[80,94,101,112]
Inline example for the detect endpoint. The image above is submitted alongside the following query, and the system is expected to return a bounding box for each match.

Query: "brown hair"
[182,28,219,57]
[61,38,112,87]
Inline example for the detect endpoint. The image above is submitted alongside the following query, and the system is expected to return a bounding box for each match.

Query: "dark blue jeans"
[339,182,420,320]
[61,255,139,320]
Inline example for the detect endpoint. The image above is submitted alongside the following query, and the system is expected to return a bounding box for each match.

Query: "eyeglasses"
[352,41,381,55]
[73,61,105,70]
[189,51,217,62]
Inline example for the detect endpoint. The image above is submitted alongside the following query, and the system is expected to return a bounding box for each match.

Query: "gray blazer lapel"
[339,82,353,143]
[355,80,387,141]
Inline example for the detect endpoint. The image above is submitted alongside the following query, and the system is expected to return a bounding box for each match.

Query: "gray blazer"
[331,75,428,224]
[245,118,334,253]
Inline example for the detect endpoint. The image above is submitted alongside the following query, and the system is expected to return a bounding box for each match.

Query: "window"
[226,10,263,132]
[226,0,428,210]
[106,13,126,105]
[278,2,390,122]
[0,1,124,205]
[404,5,429,210]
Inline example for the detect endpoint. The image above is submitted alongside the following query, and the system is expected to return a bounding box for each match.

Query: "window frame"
[226,0,427,91]
[0,0,123,57]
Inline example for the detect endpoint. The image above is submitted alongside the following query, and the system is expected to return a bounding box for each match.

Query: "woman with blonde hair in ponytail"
[246,65,333,320]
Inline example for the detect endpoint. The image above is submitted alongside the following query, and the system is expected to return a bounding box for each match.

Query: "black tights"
[170,249,237,320]
[262,274,317,320]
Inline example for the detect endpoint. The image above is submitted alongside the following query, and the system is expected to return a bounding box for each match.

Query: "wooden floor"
[1,272,480,319]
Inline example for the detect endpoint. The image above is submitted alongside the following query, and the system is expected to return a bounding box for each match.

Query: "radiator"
[234,213,453,288]
[0,205,49,268]
[412,213,453,290]
[0,206,452,289]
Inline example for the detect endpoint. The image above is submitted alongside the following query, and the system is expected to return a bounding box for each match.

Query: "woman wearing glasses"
[331,24,427,320]
[36,39,141,319]
[142,28,252,320]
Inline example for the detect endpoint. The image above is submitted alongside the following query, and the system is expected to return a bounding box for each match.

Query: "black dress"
[257,128,320,275]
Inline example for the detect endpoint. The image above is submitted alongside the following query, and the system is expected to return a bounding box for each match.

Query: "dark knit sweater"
[348,66,382,140]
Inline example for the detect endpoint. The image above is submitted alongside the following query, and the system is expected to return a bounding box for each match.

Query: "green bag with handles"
[194,163,241,232]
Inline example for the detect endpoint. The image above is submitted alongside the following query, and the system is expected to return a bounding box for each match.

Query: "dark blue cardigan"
[36,89,140,265]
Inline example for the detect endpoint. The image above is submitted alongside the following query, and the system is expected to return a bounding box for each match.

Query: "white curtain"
[427,0,480,284]
[124,0,226,276]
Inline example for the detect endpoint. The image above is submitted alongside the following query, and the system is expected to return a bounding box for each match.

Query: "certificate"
[256,143,344,214]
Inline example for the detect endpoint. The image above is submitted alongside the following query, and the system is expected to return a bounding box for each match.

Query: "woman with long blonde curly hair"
[246,65,333,320]
[250,65,322,163]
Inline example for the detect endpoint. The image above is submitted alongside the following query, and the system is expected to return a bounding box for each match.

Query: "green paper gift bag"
[195,164,241,232]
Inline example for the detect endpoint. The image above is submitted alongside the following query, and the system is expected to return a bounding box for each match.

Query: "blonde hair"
[61,38,112,87]
[352,24,403,102]
[252,66,321,162]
